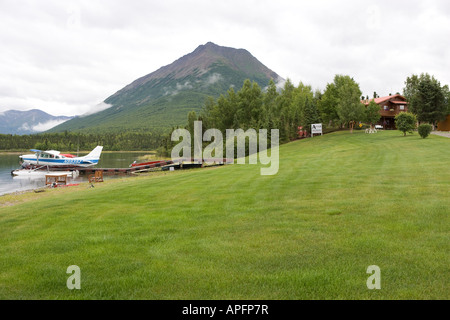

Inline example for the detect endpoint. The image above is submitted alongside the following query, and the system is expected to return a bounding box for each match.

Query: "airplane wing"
[45,150,61,155]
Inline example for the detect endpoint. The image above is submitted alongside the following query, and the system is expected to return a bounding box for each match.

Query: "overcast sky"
[0,0,449,116]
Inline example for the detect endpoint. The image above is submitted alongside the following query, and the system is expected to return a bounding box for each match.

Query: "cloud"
[164,81,193,96]
[262,76,286,92]
[205,73,223,85]
[81,102,112,117]
[23,119,70,132]
[0,0,448,117]
[275,77,286,90]
[19,122,32,132]
[176,81,193,91]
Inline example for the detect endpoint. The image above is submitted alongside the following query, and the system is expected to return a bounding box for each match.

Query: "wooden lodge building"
[362,94,409,129]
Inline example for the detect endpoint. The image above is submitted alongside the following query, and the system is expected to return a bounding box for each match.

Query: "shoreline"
[0,166,208,208]
[0,187,45,206]
[0,179,96,208]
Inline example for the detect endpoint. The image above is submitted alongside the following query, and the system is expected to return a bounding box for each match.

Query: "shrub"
[418,123,432,139]
[395,112,417,136]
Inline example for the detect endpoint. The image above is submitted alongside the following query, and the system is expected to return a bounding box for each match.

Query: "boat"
[19,146,103,168]
[129,160,167,167]
[12,166,79,178]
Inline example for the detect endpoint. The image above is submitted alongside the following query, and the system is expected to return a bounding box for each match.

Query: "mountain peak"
[195,41,250,56]
[114,42,280,90]
[196,41,221,49]
[204,41,218,47]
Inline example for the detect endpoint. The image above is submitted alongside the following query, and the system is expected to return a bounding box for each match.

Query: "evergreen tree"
[404,73,448,126]
[237,79,263,129]
[262,79,279,130]
[276,79,295,142]
[302,96,320,134]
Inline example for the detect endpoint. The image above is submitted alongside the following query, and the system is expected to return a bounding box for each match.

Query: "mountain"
[0,109,73,135]
[49,42,283,133]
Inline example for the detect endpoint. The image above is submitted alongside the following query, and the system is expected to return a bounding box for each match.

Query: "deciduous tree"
[365,100,381,129]
[322,75,365,132]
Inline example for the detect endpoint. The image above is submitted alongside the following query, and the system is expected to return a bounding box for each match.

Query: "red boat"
[130,160,167,167]
[60,154,76,158]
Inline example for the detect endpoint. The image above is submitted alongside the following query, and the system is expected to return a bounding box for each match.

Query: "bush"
[395,112,417,136]
[418,123,432,139]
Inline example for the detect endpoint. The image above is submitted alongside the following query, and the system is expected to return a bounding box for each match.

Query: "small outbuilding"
[437,115,450,131]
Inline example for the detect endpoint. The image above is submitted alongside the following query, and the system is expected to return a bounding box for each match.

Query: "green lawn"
[0,130,449,299]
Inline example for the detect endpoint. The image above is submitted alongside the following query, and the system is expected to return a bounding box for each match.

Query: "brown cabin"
[362,94,409,129]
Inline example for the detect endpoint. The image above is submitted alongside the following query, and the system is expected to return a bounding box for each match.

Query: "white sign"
[311,123,323,136]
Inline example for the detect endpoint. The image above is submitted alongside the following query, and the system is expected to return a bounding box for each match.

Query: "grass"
[0,130,449,299]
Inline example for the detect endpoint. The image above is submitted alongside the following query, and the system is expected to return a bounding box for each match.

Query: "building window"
[400,105,405,110]
[384,105,389,110]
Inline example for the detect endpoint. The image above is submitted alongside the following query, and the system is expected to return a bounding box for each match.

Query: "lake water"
[0,151,151,196]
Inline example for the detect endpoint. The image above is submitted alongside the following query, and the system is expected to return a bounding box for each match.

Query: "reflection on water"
[0,152,150,196]
[9,175,47,193]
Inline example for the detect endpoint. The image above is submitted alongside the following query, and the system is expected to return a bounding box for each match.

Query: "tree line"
[0,131,164,152]
[160,75,393,156]
[178,72,449,147]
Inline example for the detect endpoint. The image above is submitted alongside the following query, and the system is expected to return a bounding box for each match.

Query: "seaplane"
[19,146,103,168]
[12,146,103,177]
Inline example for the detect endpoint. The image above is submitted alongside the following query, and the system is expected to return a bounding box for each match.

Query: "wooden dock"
[20,158,233,176]
[78,160,175,175]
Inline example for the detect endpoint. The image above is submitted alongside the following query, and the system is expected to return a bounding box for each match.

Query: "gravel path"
[431,131,450,138]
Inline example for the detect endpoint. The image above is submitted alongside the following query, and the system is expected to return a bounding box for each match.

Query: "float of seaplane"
[12,146,103,177]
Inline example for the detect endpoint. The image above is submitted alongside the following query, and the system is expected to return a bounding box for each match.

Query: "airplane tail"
[84,146,103,159]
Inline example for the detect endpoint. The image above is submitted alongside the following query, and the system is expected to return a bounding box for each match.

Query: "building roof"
[391,100,408,105]
[362,94,408,105]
